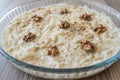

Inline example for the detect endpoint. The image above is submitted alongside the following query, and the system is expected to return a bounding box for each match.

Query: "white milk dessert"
[2,4,120,68]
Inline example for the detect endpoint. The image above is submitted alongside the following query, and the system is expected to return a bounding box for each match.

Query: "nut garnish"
[80,40,95,51]
[31,15,42,22]
[80,14,92,21]
[23,32,36,42]
[60,8,69,14]
[46,45,59,56]
[60,21,70,29]
[94,24,106,34]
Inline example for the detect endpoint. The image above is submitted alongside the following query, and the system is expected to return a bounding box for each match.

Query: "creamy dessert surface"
[2,4,120,68]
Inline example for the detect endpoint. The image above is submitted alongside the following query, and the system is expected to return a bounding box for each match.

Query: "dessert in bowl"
[0,0,120,79]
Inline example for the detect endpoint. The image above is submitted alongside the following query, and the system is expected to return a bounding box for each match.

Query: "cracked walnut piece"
[23,32,36,42]
[60,21,70,29]
[60,8,69,14]
[80,14,92,21]
[80,40,95,51]
[31,15,42,22]
[94,24,106,34]
[46,45,59,56]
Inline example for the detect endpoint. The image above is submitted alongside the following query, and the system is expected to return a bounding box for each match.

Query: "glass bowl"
[0,0,120,79]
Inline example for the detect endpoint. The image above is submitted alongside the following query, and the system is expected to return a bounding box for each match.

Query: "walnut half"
[80,40,95,51]
[60,8,69,14]
[31,15,42,22]
[80,14,92,21]
[23,32,36,42]
[59,21,70,29]
[94,24,106,34]
[46,45,59,56]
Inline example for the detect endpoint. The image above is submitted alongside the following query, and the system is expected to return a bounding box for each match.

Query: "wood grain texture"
[105,0,120,12]
[0,0,120,80]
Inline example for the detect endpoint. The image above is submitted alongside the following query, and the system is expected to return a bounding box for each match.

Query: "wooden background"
[0,0,120,80]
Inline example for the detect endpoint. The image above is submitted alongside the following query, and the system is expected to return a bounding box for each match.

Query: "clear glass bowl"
[0,0,120,79]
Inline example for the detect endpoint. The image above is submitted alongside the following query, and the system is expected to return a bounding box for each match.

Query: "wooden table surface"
[0,0,120,80]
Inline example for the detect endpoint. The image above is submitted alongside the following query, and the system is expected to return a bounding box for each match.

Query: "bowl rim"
[0,0,120,73]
